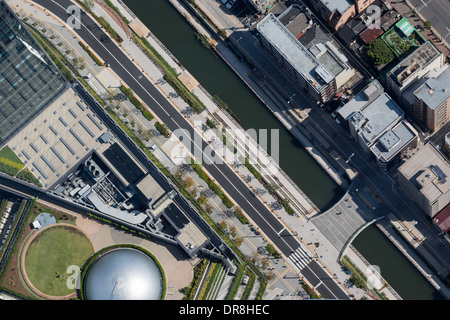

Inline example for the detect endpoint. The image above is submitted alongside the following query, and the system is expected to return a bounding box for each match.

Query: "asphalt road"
[31,0,350,299]
[409,0,450,42]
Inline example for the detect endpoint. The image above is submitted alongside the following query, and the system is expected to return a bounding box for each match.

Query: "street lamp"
[346,153,354,163]
[287,93,296,105]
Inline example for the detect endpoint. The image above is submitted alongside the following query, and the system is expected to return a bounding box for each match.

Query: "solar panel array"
[430,165,447,184]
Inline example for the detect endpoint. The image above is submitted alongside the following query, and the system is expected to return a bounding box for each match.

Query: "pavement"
[183,0,450,299]
[5,0,308,299]
[17,0,450,300]
[388,0,449,57]
[12,0,361,299]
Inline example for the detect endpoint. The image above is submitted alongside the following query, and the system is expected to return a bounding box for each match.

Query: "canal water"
[352,224,444,300]
[122,0,443,299]
[122,0,343,211]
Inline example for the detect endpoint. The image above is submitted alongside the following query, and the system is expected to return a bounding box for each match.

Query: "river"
[122,0,344,211]
[121,0,444,300]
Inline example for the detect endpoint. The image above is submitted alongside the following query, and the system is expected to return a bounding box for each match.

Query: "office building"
[370,120,418,170]
[278,5,355,90]
[257,12,337,103]
[398,143,450,217]
[412,65,450,132]
[0,0,66,145]
[348,92,404,153]
[307,0,377,31]
[337,80,384,129]
[385,41,443,101]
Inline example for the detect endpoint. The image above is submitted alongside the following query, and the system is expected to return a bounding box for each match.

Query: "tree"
[235,236,243,247]
[367,38,394,65]
[423,20,432,31]
[229,225,237,237]
[265,183,278,195]
[198,194,207,205]
[204,203,213,214]
[83,0,95,11]
[182,176,194,189]
[219,220,227,230]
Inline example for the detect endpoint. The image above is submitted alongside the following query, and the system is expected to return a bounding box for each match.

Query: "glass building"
[0,0,66,144]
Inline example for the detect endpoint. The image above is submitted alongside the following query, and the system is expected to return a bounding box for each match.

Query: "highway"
[31,0,350,299]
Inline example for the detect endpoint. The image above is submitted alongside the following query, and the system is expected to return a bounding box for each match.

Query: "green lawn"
[0,146,24,176]
[24,225,94,297]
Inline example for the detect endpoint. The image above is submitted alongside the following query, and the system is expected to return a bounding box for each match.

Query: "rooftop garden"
[381,18,425,58]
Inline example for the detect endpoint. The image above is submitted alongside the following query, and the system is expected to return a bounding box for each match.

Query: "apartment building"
[257,13,337,103]
[385,41,443,103]
[348,92,404,153]
[308,0,376,30]
[412,65,450,132]
[398,143,450,217]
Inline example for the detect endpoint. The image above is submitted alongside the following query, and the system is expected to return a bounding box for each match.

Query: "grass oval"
[25,225,94,297]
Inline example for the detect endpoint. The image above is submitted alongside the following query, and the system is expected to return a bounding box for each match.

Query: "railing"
[349,244,403,300]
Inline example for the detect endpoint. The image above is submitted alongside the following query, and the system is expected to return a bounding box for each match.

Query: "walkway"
[388,0,449,56]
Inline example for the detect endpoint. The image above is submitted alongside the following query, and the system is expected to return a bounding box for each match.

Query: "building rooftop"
[414,65,450,110]
[387,41,441,86]
[338,80,384,121]
[278,4,312,38]
[359,27,383,44]
[257,13,334,91]
[0,1,66,144]
[86,191,148,225]
[370,120,417,162]
[399,143,450,203]
[136,173,165,202]
[350,93,404,145]
[320,0,354,15]
[277,6,351,79]
[433,204,450,233]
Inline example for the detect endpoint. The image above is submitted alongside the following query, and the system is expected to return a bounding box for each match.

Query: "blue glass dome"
[84,248,163,300]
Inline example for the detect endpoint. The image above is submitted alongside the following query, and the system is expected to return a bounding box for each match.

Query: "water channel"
[123,0,343,211]
[122,0,443,300]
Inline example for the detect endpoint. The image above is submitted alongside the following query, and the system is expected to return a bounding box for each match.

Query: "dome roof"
[84,248,163,300]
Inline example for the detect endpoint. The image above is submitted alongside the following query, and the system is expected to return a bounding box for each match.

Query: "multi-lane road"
[30,0,350,299]
[409,0,450,43]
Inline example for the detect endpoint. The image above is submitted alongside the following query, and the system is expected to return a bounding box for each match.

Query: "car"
[221,0,228,4]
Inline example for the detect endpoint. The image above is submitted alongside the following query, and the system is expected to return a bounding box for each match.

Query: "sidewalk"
[14,0,374,299]
[388,0,449,57]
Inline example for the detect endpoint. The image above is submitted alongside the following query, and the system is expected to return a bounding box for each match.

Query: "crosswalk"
[287,245,314,273]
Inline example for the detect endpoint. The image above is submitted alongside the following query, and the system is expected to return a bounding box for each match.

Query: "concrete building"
[337,80,384,129]
[433,204,450,243]
[0,0,66,145]
[412,65,450,132]
[398,143,450,217]
[348,92,404,153]
[385,41,443,102]
[370,120,418,170]
[257,12,337,103]
[307,0,377,31]
[278,5,355,90]
[7,88,111,189]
